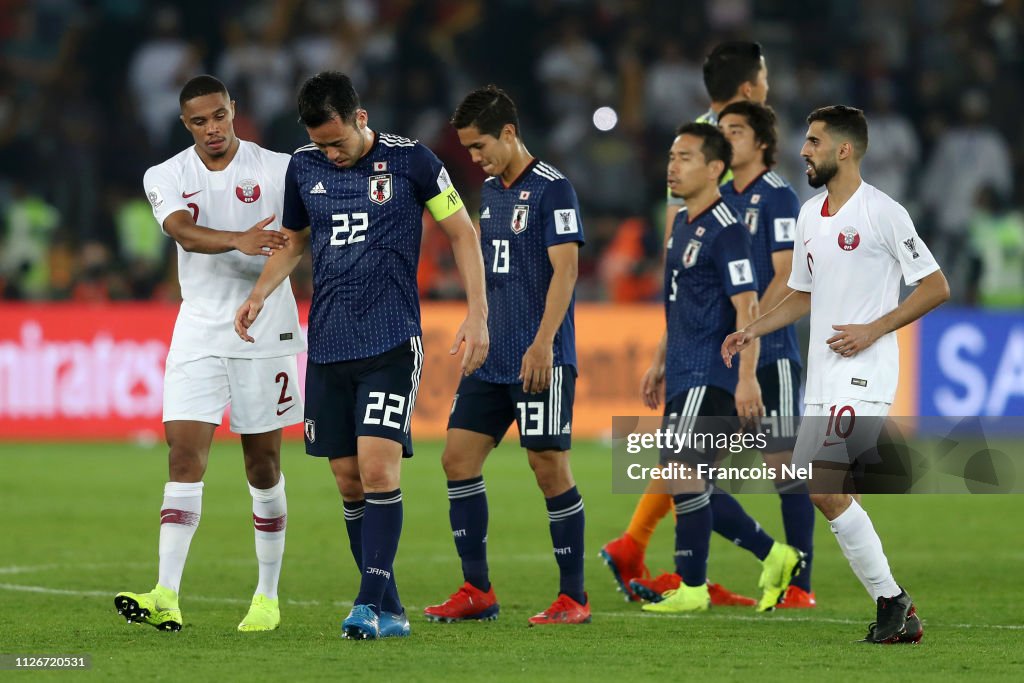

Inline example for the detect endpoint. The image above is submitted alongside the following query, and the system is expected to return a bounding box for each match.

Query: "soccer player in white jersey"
[114,75,304,633]
[722,105,950,643]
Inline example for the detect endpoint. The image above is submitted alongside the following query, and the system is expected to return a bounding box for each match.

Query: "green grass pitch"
[2,440,1023,681]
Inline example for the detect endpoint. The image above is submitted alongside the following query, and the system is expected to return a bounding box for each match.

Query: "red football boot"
[599,534,649,601]
[778,585,817,609]
[423,582,500,622]
[528,593,591,625]
[707,581,757,607]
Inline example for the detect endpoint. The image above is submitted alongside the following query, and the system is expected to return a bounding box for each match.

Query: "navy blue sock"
[447,476,490,591]
[545,486,586,604]
[673,489,713,587]
[777,480,815,591]
[353,489,403,616]
[342,499,402,614]
[709,485,775,561]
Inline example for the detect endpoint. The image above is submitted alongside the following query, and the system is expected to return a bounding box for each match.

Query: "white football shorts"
[163,350,303,434]
[792,399,891,468]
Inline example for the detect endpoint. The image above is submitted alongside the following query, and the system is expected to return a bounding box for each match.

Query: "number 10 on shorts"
[364,391,406,429]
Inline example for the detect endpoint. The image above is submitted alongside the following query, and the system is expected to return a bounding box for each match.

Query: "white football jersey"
[144,140,305,358]
[789,181,939,404]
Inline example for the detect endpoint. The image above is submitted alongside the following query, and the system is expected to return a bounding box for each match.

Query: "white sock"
[157,481,204,594]
[250,473,287,600]
[829,498,901,601]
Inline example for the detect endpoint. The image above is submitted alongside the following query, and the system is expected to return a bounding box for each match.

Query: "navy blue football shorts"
[660,385,737,466]
[447,366,575,452]
[757,358,802,453]
[303,337,423,459]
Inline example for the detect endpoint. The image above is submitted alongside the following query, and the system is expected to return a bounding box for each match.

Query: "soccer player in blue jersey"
[602,42,772,604]
[422,85,589,626]
[717,101,816,608]
[234,72,489,640]
[638,123,803,614]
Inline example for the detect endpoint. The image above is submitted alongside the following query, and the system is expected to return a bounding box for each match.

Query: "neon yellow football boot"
[640,582,711,613]
[757,542,805,612]
[114,584,182,631]
[238,594,280,632]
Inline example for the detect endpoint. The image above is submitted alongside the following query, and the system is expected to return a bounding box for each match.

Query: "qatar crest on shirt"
[236,179,261,203]
[369,173,393,205]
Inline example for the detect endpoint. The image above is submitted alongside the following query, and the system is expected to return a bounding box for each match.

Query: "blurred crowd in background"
[1,0,1022,308]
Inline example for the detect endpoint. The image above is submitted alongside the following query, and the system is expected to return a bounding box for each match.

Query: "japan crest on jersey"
[682,239,702,268]
[744,208,759,235]
[304,419,316,443]
[512,204,529,234]
[369,174,393,205]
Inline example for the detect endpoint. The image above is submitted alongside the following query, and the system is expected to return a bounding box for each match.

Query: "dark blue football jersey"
[664,199,758,401]
[475,160,584,384]
[282,132,463,363]
[721,170,802,368]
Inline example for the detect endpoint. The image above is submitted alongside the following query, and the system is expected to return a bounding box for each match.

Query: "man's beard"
[807,159,838,188]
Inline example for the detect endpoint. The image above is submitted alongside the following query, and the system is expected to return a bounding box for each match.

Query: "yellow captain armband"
[426,185,464,221]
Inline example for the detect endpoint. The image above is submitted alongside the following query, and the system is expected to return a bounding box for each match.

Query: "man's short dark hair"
[179,75,228,107]
[703,42,764,103]
[297,71,361,128]
[451,85,520,139]
[719,101,779,168]
[807,105,869,158]
[675,122,733,182]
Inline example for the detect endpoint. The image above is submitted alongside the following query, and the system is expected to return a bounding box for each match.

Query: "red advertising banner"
[0,302,917,441]
[0,303,662,441]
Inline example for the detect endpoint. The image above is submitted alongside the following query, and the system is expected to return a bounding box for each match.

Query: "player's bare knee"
[528,450,573,497]
[810,492,851,519]
[167,446,206,482]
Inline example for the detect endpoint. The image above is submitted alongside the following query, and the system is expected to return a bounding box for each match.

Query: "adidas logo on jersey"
[310,181,326,194]
[562,422,571,435]
[481,207,491,219]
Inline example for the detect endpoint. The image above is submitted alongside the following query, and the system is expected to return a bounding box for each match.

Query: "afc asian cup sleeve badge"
[236,179,261,203]
[682,239,702,268]
[369,174,393,205]
[838,226,861,251]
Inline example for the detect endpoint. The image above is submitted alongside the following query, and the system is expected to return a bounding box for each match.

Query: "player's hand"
[519,341,553,394]
[640,364,666,410]
[827,323,881,358]
[721,328,755,368]
[451,311,489,376]
[734,375,764,421]
[233,214,289,256]
[234,295,265,343]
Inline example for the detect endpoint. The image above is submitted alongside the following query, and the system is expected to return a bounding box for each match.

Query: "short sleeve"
[143,164,189,236]
[540,178,585,247]
[767,186,800,252]
[877,199,940,286]
[410,143,464,221]
[713,223,758,296]
[787,210,812,292]
[282,157,309,231]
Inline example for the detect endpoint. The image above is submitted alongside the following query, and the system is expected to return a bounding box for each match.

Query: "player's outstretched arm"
[827,269,950,358]
[730,290,764,418]
[722,288,810,367]
[640,332,668,410]
[438,207,489,375]
[234,227,309,343]
[520,242,578,394]
[163,211,289,256]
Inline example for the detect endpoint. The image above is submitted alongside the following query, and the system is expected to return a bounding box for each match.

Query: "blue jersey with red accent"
[664,199,758,400]
[283,132,453,363]
[475,160,585,384]
[721,169,802,368]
